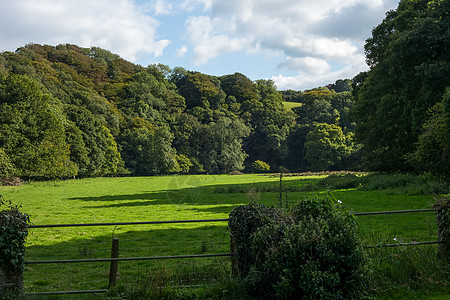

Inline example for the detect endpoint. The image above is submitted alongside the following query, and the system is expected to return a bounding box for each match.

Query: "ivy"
[229,195,368,299]
[435,196,450,261]
[0,195,30,273]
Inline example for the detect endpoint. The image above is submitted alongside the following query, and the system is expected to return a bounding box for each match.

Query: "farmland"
[0,173,449,299]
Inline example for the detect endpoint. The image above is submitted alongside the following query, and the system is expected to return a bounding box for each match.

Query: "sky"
[0,0,399,91]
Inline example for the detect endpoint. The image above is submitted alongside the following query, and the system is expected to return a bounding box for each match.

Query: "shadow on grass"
[25,224,232,293]
[67,180,308,210]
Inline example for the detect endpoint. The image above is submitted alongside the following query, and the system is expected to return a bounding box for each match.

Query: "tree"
[245,80,295,168]
[220,73,259,104]
[0,148,16,179]
[65,105,122,176]
[252,160,270,173]
[0,74,76,178]
[192,117,250,174]
[293,88,340,126]
[328,79,352,93]
[176,72,221,109]
[352,0,450,171]
[305,123,352,171]
[411,88,450,178]
[118,118,179,175]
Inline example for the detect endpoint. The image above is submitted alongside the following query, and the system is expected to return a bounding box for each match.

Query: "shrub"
[228,205,283,278]
[435,196,450,261]
[0,196,30,293]
[251,160,270,173]
[229,195,368,299]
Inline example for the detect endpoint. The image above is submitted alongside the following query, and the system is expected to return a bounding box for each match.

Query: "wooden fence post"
[109,238,119,288]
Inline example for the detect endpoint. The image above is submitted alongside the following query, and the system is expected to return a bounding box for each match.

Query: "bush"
[229,195,368,299]
[251,160,270,173]
[0,196,30,294]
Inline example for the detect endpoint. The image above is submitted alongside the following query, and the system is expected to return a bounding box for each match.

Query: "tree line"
[0,44,357,179]
[0,0,448,180]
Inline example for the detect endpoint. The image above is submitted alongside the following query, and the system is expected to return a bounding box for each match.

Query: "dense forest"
[0,0,449,180]
[0,44,357,179]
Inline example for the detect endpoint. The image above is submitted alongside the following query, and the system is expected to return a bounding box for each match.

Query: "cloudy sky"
[0,0,399,90]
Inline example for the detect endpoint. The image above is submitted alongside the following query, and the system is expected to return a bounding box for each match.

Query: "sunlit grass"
[282,101,302,110]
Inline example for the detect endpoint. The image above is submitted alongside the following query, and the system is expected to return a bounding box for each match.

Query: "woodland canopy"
[0,0,448,180]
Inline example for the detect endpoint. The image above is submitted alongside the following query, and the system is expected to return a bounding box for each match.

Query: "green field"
[282,101,302,110]
[0,174,448,299]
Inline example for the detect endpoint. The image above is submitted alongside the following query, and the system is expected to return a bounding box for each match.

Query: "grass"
[282,101,302,110]
[0,173,449,299]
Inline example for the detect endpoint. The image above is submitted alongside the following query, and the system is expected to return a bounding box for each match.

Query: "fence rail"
[28,218,230,228]
[24,208,442,295]
[25,253,234,265]
[353,208,437,216]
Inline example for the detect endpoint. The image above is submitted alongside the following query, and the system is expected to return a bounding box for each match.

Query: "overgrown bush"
[0,196,30,293]
[229,195,368,299]
[435,196,450,261]
[228,205,283,278]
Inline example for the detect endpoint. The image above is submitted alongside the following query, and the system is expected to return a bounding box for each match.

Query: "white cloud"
[0,0,170,63]
[278,57,331,75]
[185,15,247,65]
[272,54,367,90]
[153,0,174,15]
[179,0,397,88]
[0,0,399,90]
[176,45,188,57]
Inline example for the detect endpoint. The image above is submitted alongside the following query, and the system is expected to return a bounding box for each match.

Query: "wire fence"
[23,209,442,295]
[24,219,231,295]
[353,209,439,248]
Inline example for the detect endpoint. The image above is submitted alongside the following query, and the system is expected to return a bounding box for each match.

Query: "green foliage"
[0,43,363,177]
[251,160,270,173]
[0,148,16,179]
[177,72,221,109]
[228,205,282,278]
[0,196,30,274]
[119,120,178,175]
[328,79,352,93]
[229,195,368,299]
[0,74,76,179]
[411,88,450,178]
[305,123,354,171]
[352,0,450,172]
[175,154,193,174]
[434,196,450,261]
[193,117,250,174]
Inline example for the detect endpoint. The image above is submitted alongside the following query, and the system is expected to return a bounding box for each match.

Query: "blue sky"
[0,0,399,90]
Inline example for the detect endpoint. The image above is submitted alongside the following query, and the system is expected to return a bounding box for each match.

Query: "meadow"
[282,101,302,110]
[0,173,449,299]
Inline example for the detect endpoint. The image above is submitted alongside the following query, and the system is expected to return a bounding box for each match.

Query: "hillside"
[0,44,357,179]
